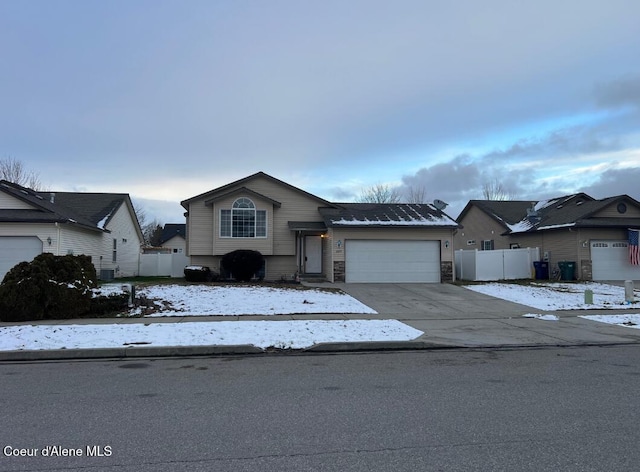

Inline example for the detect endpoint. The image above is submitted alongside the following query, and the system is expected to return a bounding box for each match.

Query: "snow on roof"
[330,215,456,226]
[97,209,114,229]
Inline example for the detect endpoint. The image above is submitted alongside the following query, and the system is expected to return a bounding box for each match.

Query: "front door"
[304,236,322,273]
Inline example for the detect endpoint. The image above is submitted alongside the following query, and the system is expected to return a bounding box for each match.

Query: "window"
[112,239,117,262]
[220,198,267,238]
[482,240,494,251]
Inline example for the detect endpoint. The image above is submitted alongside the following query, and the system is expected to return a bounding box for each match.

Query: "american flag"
[630,229,640,266]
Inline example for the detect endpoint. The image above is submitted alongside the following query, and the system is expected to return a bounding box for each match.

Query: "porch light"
[47,237,52,245]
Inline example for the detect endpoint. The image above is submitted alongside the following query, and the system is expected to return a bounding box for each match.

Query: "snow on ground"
[0,319,424,351]
[468,281,640,329]
[579,314,640,330]
[523,313,559,321]
[135,284,378,316]
[0,284,406,352]
[464,282,639,311]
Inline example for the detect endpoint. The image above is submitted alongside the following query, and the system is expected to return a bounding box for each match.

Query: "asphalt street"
[2,346,640,471]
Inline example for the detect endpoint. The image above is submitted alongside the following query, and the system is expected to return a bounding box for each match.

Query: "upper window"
[220,198,267,238]
[482,240,495,251]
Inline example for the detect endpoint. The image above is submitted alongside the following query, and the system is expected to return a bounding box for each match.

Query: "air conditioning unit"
[99,269,115,281]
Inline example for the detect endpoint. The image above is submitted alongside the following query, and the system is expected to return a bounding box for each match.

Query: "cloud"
[595,75,640,110]
[581,167,640,199]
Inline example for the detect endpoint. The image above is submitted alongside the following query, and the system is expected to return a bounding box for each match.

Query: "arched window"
[220,198,266,238]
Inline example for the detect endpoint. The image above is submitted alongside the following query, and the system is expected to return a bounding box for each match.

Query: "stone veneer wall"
[333,261,345,282]
[580,259,593,281]
[440,261,453,283]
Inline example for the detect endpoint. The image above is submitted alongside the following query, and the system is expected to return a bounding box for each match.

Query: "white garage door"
[0,236,43,280]
[345,240,440,283]
[591,240,640,281]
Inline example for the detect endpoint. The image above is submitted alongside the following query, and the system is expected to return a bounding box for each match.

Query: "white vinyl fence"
[455,247,540,281]
[139,253,189,278]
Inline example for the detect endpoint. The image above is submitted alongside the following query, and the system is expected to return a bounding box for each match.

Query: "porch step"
[300,274,327,283]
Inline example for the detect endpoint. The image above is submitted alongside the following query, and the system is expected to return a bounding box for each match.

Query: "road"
[1,346,640,471]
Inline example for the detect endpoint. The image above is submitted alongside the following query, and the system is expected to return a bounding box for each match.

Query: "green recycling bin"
[558,261,576,280]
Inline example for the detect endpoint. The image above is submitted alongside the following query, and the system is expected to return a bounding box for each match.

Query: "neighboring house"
[455,193,640,281]
[160,223,186,255]
[0,180,143,280]
[181,172,459,283]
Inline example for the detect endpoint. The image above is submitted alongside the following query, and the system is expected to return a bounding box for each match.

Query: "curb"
[2,340,640,362]
[0,345,263,361]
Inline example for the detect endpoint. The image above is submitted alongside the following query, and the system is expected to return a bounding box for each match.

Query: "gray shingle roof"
[319,203,458,228]
[464,193,640,234]
[160,224,186,244]
[0,180,133,232]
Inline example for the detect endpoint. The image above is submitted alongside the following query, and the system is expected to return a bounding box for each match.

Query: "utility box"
[625,280,635,303]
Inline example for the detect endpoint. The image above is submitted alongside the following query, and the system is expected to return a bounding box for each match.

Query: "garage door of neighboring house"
[345,240,440,283]
[0,236,43,280]
[591,240,640,281]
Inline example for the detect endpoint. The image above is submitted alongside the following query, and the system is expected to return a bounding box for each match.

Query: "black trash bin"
[558,261,576,280]
[533,261,549,279]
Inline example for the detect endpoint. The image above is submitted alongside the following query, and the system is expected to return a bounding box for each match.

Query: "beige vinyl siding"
[240,176,325,256]
[593,202,640,218]
[509,233,543,251]
[455,206,510,250]
[164,235,186,253]
[187,175,327,257]
[213,194,274,255]
[0,192,37,209]
[186,200,214,255]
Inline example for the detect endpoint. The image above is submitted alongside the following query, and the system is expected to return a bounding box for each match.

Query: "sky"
[1,0,639,223]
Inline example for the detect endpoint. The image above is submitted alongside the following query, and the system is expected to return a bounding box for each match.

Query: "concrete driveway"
[335,283,535,320]
[331,282,640,348]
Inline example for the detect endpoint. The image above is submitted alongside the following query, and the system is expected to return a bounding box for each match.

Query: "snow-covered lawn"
[579,314,640,330]
[1,284,424,352]
[132,284,378,316]
[0,320,423,351]
[466,281,640,330]
[464,281,639,311]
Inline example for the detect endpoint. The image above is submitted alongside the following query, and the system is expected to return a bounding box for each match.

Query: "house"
[160,223,186,255]
[455,193,640,281]
[181,172,459,283]
[0,180,143,280]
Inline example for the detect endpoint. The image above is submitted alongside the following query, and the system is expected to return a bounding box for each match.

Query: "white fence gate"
[139,253,189,278]
[455,247,540,281]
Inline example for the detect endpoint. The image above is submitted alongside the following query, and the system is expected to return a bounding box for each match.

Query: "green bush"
[0,253,97,322]
[89,293,130,317]
[221,250,264,282]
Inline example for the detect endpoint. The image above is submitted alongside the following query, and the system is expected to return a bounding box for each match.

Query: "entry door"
[305,236,322,273]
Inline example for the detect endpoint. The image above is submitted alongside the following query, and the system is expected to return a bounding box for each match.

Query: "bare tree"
[403,185,428,204]
[358,183,401,203]
[0,157,45,190]
[131,199,165,246]
[482,179,517,200]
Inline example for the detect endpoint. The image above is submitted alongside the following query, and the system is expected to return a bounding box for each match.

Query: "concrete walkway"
[1,282,639,361]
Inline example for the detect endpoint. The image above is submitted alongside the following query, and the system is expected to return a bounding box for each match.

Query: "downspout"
[55,222,61,256]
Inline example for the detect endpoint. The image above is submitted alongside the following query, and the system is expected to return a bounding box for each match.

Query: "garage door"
[591,240,640,281]
[0,236,42,280]
[345,240,440,283]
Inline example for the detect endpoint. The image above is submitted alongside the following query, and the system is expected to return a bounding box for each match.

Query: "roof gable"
[203,186,282,208]
[181,171,335,209]
[160,223,186,244]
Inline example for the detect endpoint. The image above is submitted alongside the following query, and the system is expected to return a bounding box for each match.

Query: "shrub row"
[0,254,128,322]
